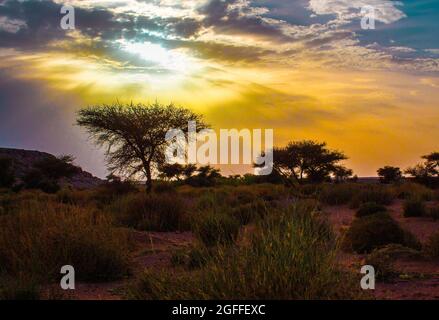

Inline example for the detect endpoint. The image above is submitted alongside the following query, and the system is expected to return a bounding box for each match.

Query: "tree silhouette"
[377,166,402,184]
[77,102,207,192]
[269,140,349,184]
[405,152,439,184]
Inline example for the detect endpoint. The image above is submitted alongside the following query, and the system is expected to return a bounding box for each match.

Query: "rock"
[0,147,103,189]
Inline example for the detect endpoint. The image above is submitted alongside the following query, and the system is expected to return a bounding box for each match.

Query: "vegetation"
[403,199,426,217]
[267,140,351,184]
[377,166,402,184]
[109,192,188,231]
[128,204,365,300]
[193,211,240,247]
[343,213,420,253]
[0,200,131,286]
[77,102,207,192]
[356,202,387,218]
[405,152,439,186]
[0,158,15,188]
[425,232,439,258]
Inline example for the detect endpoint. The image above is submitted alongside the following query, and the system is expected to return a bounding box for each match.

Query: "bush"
[0,158,15,188]
[194,212,240,247]
[425,232,439,258]
[128,205,365,299]
[356,202,387,218]
[22,170,60,194]
[365,249,396,280]
[350,186,394,208]
[0,275,40,300]
[343,213,420,253]
[110,193,187,231]
[393,183,434,201]
[428,207,439,220]
[403,199,426,217]
[0,201,131,283]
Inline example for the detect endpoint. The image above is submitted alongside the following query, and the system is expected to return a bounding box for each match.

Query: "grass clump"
[356,202,387,218]
[0,201,131,284]
[403,199,426,217]
[319,183,359,205]
[350,186,394,208]
[343,213,420,254]
[128,204,365,300]
[193,211,240,247]
[110,193,187,231]
[229,200,268,225]
[393,183,434,201]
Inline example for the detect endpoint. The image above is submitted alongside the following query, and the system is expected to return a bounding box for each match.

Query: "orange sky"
[1,0,438,177]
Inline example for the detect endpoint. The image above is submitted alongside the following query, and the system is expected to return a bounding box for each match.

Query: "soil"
[53,200,439,300]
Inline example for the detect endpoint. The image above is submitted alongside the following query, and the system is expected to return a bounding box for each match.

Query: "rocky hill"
[0,148,103,189]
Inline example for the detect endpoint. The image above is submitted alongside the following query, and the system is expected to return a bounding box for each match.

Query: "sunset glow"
[1,0,438,177]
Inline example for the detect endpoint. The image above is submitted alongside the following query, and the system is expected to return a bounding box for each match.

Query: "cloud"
[308,0,406,24]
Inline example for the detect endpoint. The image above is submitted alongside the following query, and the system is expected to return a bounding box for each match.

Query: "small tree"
[333,165,353,183]
[405,152,439,185]
[158,163,185,181]
[377,166,402,184]
[77,102,207,192]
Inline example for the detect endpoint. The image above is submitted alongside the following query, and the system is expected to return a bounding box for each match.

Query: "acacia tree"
[269,140,349,184]
[405,152,439,184]
[377,166,402,184]
[77,102,207,192]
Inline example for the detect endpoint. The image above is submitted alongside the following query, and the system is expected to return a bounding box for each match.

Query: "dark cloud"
[199,0,291,42]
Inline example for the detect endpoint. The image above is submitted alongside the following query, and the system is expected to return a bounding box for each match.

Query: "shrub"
[425,232,439,258]
[365,250,396,280]
[22,170,60,194]
[127,205,365,299]
[194,212,240,247]
[110,193,187,231]
[0,201,131,283]
[343,213,420,253]
[393,183,434,201]
[403,199,426,217]
[428,207,439,220]
[0,275,40,300]
[0,158,15,188]
[350,186,394,208]
[356,202,387,218]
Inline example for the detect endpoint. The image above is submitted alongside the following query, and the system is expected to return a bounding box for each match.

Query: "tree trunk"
[145,164,152,193]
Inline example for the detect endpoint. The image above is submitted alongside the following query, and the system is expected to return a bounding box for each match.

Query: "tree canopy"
[77,102,207,192]
[268,140,350,184]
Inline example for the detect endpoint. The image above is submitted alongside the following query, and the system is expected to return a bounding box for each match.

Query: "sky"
[0,0,438,178]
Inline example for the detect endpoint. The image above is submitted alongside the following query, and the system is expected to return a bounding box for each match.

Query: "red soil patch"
[325,201,439,300]
[65,230,196,300]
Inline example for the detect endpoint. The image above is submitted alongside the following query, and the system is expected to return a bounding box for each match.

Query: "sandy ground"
[56,199,439,300]
[325,200,439,300]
